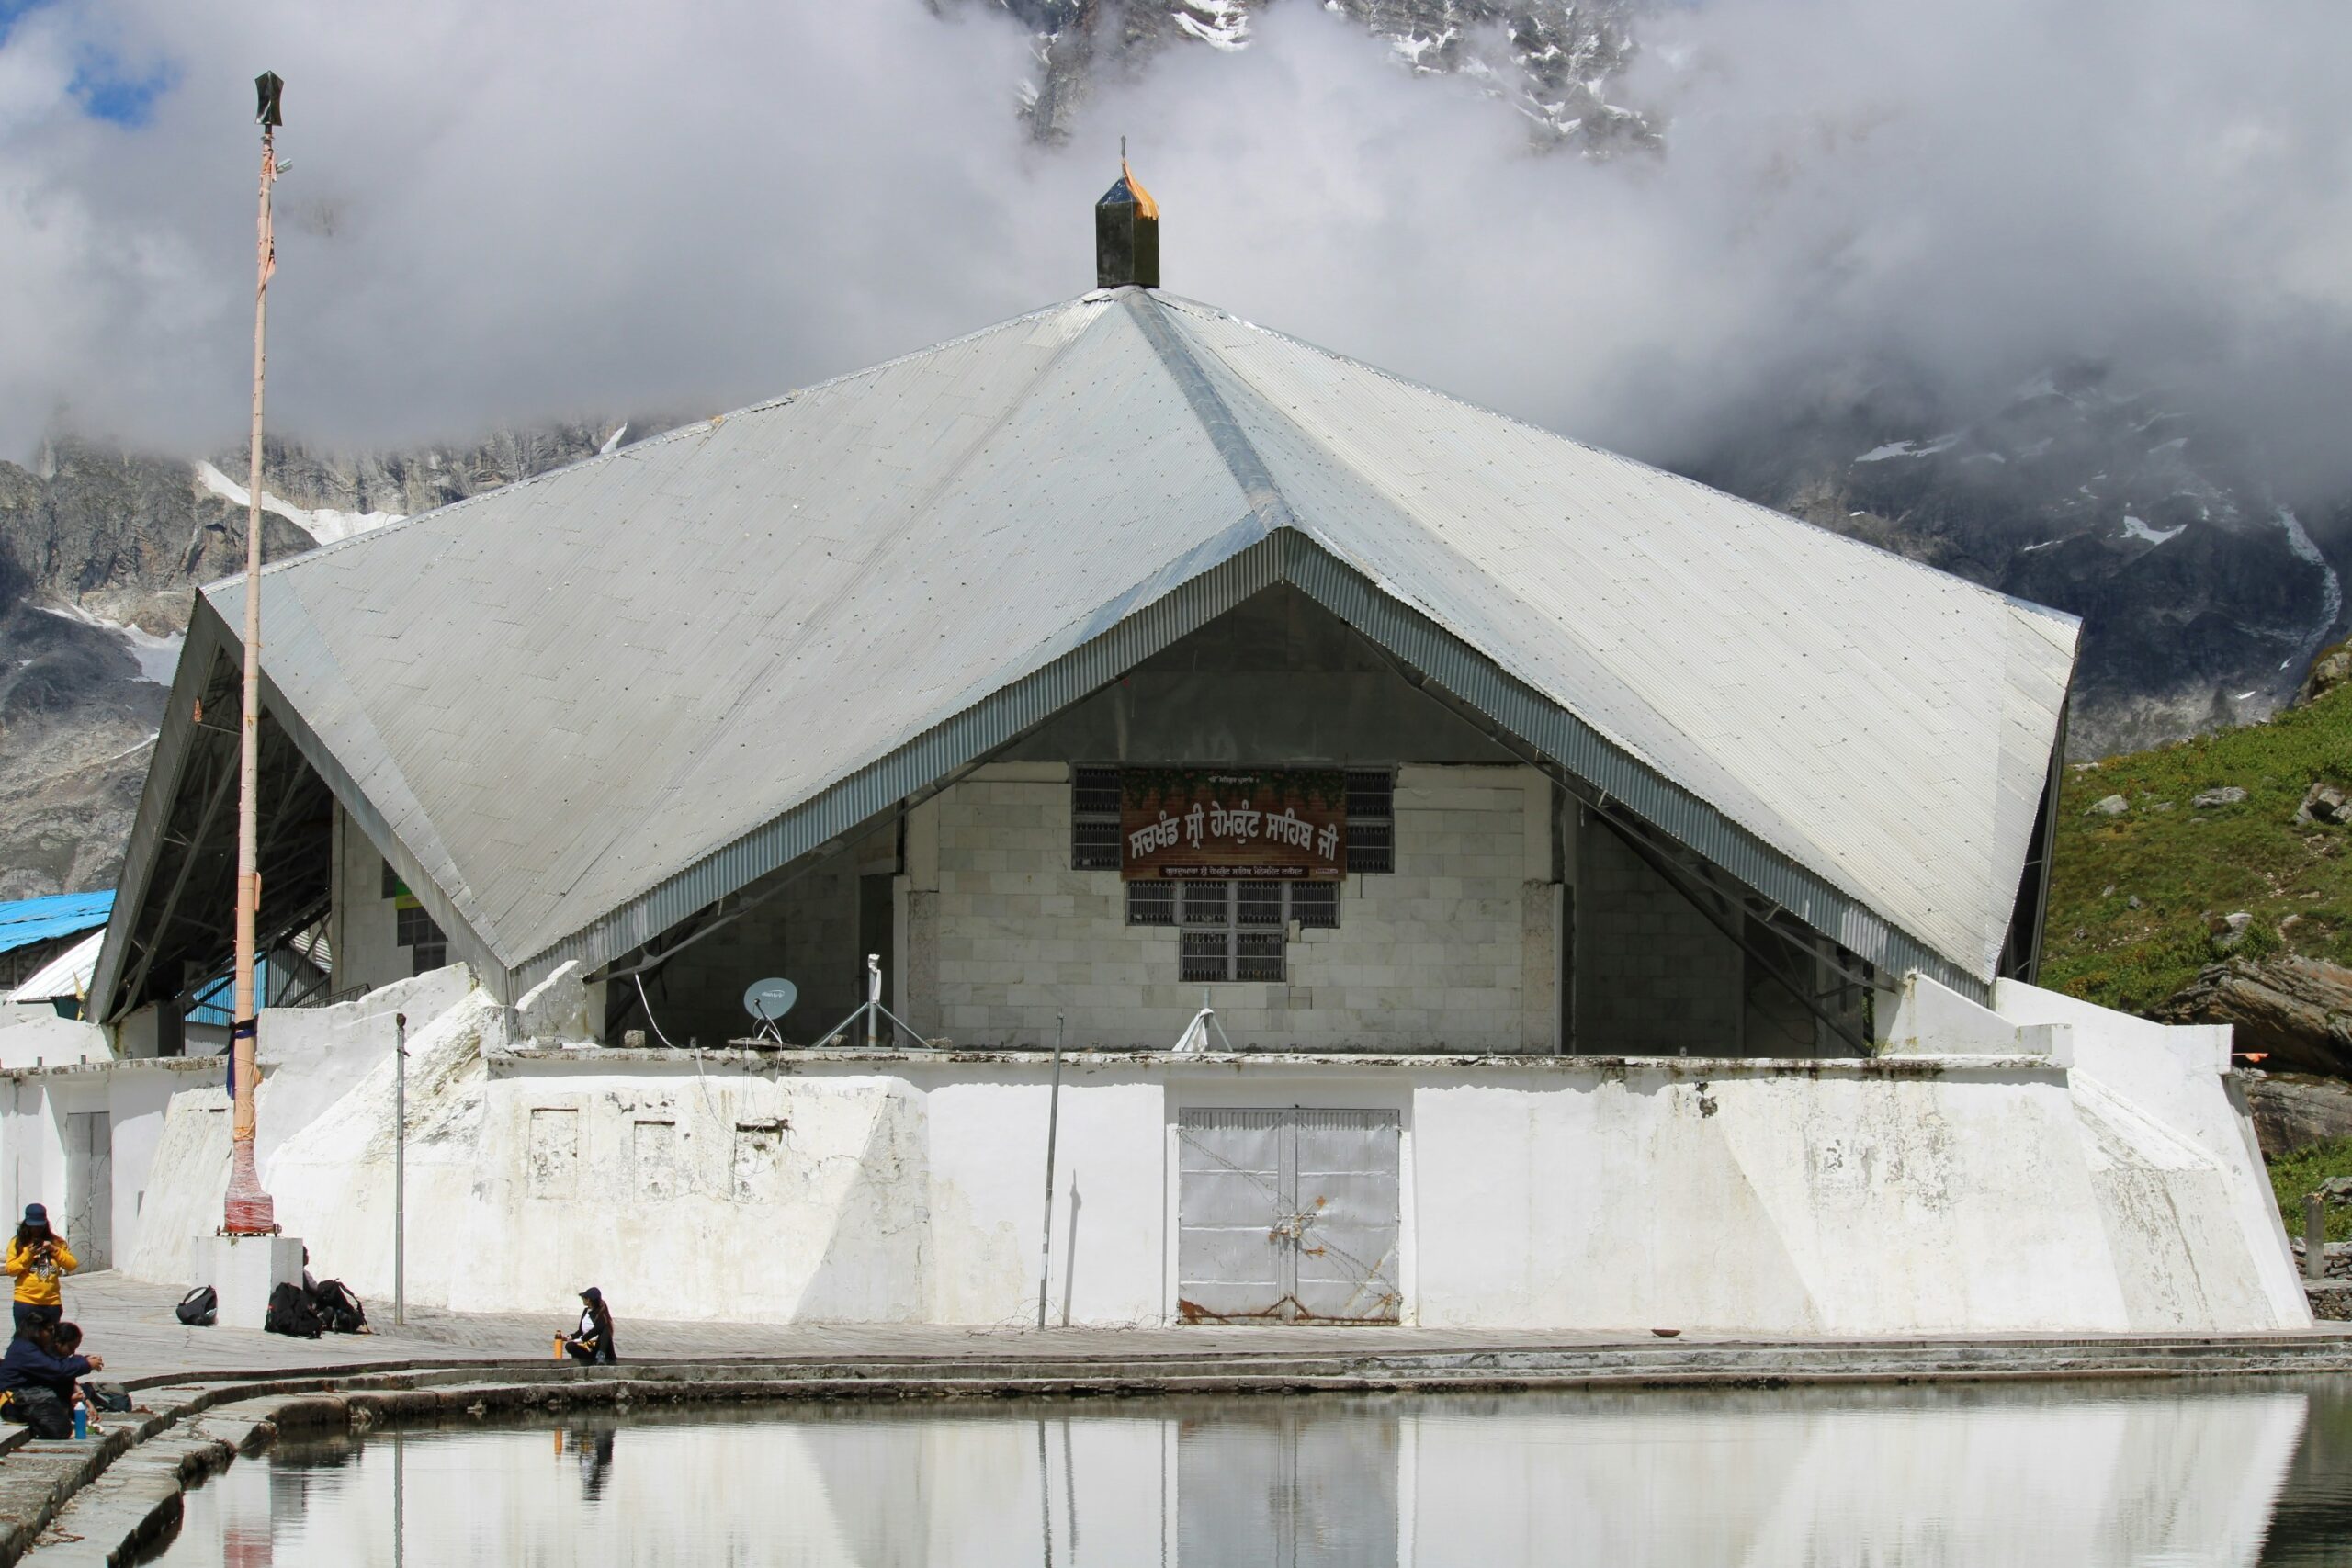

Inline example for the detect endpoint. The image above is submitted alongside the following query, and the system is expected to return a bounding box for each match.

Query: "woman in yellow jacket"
[5,1204,75,1335]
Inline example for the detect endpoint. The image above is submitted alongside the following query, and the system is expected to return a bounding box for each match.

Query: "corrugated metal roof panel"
[179,286,2075,990]
[7,929,104,1000]
[1154,295,2075,980]
[0,892,115,955]
[207,293,1264,973]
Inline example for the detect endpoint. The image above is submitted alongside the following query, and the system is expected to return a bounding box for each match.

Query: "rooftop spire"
[1095,154,1159,289]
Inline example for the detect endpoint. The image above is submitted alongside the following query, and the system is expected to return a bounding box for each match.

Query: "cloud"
[1064,0,2352,493]
[1,0,2349,501]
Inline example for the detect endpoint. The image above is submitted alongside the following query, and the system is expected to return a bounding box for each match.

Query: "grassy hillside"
[2040,681,2352,1015]
[2269,1137,2352,1243]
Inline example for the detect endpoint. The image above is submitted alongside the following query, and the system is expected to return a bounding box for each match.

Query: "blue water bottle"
[72,1404,86,1440]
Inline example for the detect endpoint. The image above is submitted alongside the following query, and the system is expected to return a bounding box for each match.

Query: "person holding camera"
[4,1204,76,1336]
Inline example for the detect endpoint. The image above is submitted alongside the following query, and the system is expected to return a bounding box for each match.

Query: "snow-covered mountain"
[991,0,1656,150]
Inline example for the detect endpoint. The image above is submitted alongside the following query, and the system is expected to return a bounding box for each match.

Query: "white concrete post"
[865,954,882,1050]
[393,1010,406,1325]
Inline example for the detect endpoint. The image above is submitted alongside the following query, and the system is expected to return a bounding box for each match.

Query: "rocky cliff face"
[1693,365,2350,758]
[0,423,646,898]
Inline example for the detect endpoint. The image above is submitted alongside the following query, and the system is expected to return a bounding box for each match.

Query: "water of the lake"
[138,1380,2352,1566]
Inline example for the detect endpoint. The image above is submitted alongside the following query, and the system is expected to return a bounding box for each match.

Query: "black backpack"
[175,1285,217,1326]
[311,1279,368,1335]
[265,1280,323,1338]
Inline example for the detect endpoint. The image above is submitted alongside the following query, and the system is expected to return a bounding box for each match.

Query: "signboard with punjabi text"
[1120,768,1346,880]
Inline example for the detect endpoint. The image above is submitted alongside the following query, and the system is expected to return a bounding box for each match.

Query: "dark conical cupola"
[1095,160,1159,289]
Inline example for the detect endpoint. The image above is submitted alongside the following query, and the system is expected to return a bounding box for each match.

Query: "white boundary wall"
[85,967,2309,1335]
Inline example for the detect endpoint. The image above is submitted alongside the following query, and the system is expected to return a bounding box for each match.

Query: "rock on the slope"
[2192,785,2247,807]
[2207,911,2254,949]
[2300,640,2352,705]
[2086,794,2129,817]
[2163,955,2352,1077]
[2296,783,2352,827]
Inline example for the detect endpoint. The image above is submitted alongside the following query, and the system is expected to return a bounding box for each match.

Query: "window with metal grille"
[1345,768,1395,874]
[394,902,447,976]
[1125,881,1174,926]
[1071,764,1123,870]
[1137,879,1336,981]
[383,858,447,973]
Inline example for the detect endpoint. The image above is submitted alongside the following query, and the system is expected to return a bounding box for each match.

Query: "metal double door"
[1176,1108,1401,1325]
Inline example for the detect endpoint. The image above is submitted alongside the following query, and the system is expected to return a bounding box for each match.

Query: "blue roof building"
[0,892,114,955]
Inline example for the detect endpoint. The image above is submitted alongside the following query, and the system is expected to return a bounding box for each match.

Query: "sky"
[1,0,2348,494]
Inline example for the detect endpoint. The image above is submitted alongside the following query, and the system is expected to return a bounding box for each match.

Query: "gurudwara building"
[47,180,2302,1334]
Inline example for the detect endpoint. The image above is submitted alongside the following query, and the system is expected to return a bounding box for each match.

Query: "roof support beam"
[118,728,240,1012]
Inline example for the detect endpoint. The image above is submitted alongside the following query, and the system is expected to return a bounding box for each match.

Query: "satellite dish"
[743,978,797,1023]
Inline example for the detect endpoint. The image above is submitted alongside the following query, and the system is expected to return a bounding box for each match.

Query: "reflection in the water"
[139,1379,2352,1566]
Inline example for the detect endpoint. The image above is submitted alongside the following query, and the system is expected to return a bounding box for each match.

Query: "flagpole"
[225,72,285,1236]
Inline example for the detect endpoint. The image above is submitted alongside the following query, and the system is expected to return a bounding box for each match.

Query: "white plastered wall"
[103,968,2310,1334]
[0,1060,218,1281]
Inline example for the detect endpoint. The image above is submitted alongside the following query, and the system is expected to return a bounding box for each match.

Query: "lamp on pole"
[223,70,285,1236]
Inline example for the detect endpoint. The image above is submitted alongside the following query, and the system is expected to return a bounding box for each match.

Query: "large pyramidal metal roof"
[127,287,2075,1002]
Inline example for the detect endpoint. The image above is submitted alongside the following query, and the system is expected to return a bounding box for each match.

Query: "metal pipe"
[1036,1013,1065,1330]
[394,1011,406,1325]
[224,83,281,1235]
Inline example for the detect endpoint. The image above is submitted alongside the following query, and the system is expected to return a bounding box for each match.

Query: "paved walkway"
[60,1272,1660,1385]
[46,1272,2352,1388]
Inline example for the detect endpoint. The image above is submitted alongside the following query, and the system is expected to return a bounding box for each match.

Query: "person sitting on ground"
[0,1321,98,1439]
[48,1323,111,1427]
[562,1287,617,1365]
[4,1204,75,1336]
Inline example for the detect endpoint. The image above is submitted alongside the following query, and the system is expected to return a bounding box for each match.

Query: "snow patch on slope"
[1173,0,1250,49]
[1854,434,1962,463]
[2279,506,2344,678]
[194,461,403,547]
[2120,514,2185,546]
[37,604,184,686]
